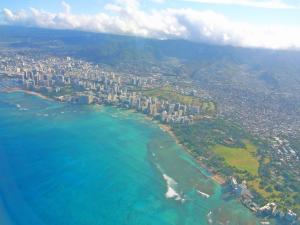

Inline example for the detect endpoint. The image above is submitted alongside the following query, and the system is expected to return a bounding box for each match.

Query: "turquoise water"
[0,91,260,225]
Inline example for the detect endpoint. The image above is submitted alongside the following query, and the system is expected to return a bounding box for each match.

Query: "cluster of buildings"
[229,177,298,224]
[35,74,202,124]
[211,84,300,140]
[270,137,299,172]
[0,54,205,124]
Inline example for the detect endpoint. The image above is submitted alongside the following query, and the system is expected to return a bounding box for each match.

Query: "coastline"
[1,88,274,224]
[3,88,53,101]
[158,123,226,185]
[0,90,263,225]
[2,88,227,186]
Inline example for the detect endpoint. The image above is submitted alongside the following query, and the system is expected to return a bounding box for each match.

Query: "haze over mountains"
[1,26,299,95]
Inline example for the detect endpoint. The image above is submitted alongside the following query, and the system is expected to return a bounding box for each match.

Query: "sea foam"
[153,162,185,202]
[162,174,185,202]
[197,190,210,198]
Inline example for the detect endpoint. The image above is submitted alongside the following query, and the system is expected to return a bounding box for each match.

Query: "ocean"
[0,91,261,225]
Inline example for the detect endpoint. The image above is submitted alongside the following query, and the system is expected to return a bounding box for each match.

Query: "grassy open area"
[213,140,282,199]
[143,86,202,105]
[202,101,215,113]
[142,85,215,113]
[213,140,259,176]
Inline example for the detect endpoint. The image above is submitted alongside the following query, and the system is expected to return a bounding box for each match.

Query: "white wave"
[15,103,28,111]
[162,174,185,202]
[153,162,185,202]
[207,211,213,224]
[197,190,210,198]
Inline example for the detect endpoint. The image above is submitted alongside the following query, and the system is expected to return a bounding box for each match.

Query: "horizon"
[1,0,300,50]
[1,24,300,53]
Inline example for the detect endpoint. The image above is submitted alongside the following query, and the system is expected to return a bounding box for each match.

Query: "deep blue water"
[0,91,261,225]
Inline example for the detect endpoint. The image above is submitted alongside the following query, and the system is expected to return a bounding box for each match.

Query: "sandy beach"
[3,88,53,101]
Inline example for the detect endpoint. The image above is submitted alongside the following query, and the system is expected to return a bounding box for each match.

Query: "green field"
[202,101,215,113]
[213,141,280,199]
[213,141,259,176]
[142,86,215,113]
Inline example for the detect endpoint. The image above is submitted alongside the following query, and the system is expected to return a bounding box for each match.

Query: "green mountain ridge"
[1,25,299,96]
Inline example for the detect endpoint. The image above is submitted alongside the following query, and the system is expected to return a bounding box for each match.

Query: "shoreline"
[2,88,226,186]
[3,88,53,101]
[1,88,274,223]
[158,123,226,185]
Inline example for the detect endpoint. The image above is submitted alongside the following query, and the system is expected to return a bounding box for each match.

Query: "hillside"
[1,25,300,95]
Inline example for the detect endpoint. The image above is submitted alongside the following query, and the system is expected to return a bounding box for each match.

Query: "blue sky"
[1,0,300,49]
[1,0,300,26]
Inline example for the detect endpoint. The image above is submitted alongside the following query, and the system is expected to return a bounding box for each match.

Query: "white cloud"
[182,0,298,9]
[2,1,300,49]
[61,1,71,14]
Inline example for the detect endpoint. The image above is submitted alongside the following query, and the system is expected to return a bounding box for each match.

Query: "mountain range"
[1,25,300,97]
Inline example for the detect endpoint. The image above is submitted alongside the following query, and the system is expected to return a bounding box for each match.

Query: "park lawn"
[214,140,283,201]
[142,85,216,114]
[213,140,259,176]
[143,86,202,106]
[202,101,215,113]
